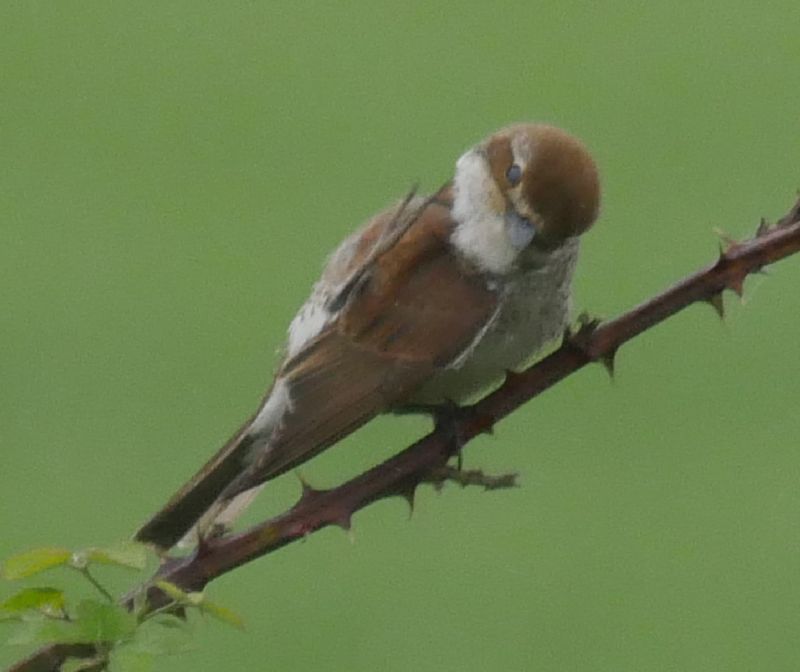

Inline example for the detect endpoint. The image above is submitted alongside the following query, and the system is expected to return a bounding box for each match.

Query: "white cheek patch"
[450,149,519,275]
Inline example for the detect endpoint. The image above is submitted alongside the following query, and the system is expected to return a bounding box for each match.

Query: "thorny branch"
[425,466,519,491]
[10,196,800,672]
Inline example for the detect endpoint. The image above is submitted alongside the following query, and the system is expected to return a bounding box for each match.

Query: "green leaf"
[6,618,85,645]
[153,581,244,629]
[185,592,203,607]
[199,599,245,631]
[74,599,137,643]
[2,547,71,580]
[109,647,155,672]
[7,601,137,647]
[127,617,193,656]
[85,542,150,571]
[62,655,108,672]
[131,589,148,619]
[1,587,65,615]
[7,600,138,647]
[148,614,187,630]
[156,581,192,604]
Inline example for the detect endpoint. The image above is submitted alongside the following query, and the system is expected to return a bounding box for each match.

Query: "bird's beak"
[504,209,537,250]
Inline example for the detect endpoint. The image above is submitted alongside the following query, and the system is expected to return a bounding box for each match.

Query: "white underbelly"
[408,242,577,405]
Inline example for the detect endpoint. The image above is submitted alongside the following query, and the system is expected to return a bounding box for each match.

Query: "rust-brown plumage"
[135,123,601,551]
[136,195,500,548]
[236,198,499,493]
[484,124,600,245]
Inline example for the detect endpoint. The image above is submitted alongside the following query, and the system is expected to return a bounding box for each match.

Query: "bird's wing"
[222,194,500,498]
[134,190,498,550]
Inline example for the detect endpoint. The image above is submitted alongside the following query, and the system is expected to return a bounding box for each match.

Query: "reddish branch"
[10,197,800,672]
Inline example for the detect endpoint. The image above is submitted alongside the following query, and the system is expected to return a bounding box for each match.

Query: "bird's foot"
[395,400,472,468]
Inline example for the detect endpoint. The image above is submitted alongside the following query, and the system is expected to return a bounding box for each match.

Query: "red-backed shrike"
[136,123,601,550]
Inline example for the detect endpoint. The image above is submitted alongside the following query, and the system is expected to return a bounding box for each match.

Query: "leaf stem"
[79,568,114,604]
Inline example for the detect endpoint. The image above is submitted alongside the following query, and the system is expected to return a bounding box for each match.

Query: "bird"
[134,123,601,551]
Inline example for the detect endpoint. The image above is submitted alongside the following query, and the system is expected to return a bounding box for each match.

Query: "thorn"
[713,227,739,254]
[295,471,311,493]
[295,471,321,498]
[756,218,771,237]
[399,484,418,517]
[293,472,327,509]
[727,275,745,298]
[776,196,800,228]
[599,348,617,378]
[333,514,352,532]
[705,293,725,319]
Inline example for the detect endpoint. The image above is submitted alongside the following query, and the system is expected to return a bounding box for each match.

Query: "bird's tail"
[133,419,263,551]
[173,481,267,549]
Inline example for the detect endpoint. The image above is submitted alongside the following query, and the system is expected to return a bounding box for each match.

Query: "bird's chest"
[409,244,577,404]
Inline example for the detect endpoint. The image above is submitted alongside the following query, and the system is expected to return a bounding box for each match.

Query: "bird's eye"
[506,164,522,186]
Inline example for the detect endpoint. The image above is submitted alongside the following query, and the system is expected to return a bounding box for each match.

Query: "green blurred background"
[2,2,799,670]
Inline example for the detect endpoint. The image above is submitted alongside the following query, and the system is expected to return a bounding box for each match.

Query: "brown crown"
[484,124,601,244]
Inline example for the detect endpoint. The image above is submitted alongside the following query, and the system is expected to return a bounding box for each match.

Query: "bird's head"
[451,123,601,273]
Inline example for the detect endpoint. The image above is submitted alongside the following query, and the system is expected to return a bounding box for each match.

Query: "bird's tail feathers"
[134,381,290,551]
[176,483,266,549]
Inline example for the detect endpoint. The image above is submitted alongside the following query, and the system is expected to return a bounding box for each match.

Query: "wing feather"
[223,197,499,497]
[136,188,497,549]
